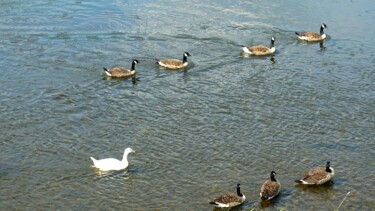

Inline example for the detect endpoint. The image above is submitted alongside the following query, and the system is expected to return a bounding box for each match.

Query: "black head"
[183,52,191,57]
[270,171,277,181]
[130,59,139,70]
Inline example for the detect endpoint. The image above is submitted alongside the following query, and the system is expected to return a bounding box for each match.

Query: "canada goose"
[295,161,334,185]
[156,52,190,69]
[209,184,246,208]
[103,59,139,78]
[242,36,276,56]
[295,23,327,42]
[260,171,281,200]
[90,147,135,171]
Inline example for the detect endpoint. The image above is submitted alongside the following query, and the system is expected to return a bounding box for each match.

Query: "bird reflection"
[319,41,326,50]
[131,76,140,85]
[92,167,130,179]
[103,74,140,86]
[295,180,334,194]
[270,57,276,64]
[260,198,272,208]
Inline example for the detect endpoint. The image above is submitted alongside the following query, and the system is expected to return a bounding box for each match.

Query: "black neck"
[270,39,275,48]
[236,185,243,197]
[183,54,188,63]
[325,161,331,172]
[131,62,136,70]
[320,26,325,35]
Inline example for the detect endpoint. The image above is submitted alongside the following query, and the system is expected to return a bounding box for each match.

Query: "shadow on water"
[154,63,194,72]
[240,51,277,65]
[240,52,277,59]
[210,205,247,211]
[1,0,374,210]
[295,39,327,51]
[294,180,335,194]
[259,194,282,209]
[92,167,131,180]
[102,75,140,85]
[153,62,194,84]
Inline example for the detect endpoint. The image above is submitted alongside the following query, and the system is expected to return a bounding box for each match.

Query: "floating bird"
[156,52,191,69]
[90,147,135,171]
[242,36,276,56]
[209,183,246,208]
[295,161,334,185]
[103,59,139,78]
[260,171,281,200]
[295,23,327,42]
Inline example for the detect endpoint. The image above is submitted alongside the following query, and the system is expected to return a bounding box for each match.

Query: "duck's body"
[242,36,276,56]
[103,59,139,78]
[260,171,281,200]
[156,52,190,69]
[90,147,135,171]
[295,23,327,42]
[209,184,246,208]
[295,161,334,185]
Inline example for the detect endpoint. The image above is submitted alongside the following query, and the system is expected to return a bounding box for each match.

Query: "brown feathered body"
[260,171,281,200]
[249,45,274,55]
[210,192,244,208]
[296,162,335,185]
[209,184,245,208]
[105,67,135,78]
[296,32,326,42]
[156,52,190,69]
[242,36,276,56]
[157,59,187,69]
[295,23,327,42]
[103,59,139,78]
[260,180,281,200]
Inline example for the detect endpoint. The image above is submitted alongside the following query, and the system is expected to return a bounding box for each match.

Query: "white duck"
[90,147,135,171]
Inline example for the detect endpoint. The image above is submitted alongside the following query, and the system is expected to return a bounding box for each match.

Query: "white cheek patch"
[242,46,251,54]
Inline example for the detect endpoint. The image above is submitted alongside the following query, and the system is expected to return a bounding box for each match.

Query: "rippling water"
[1,0,374,210]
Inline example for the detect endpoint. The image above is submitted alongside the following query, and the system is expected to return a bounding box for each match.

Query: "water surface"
[1,0,374,210]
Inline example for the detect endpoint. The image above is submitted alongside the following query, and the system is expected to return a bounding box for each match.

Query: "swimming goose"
[295,161,334,185]
[156,52,191,69]
[260,171,281,200]
[103,59,139,78]
[209,184,246,208]
[90,147,135,171]
[242,36,276,56]
[295,23,327,42]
